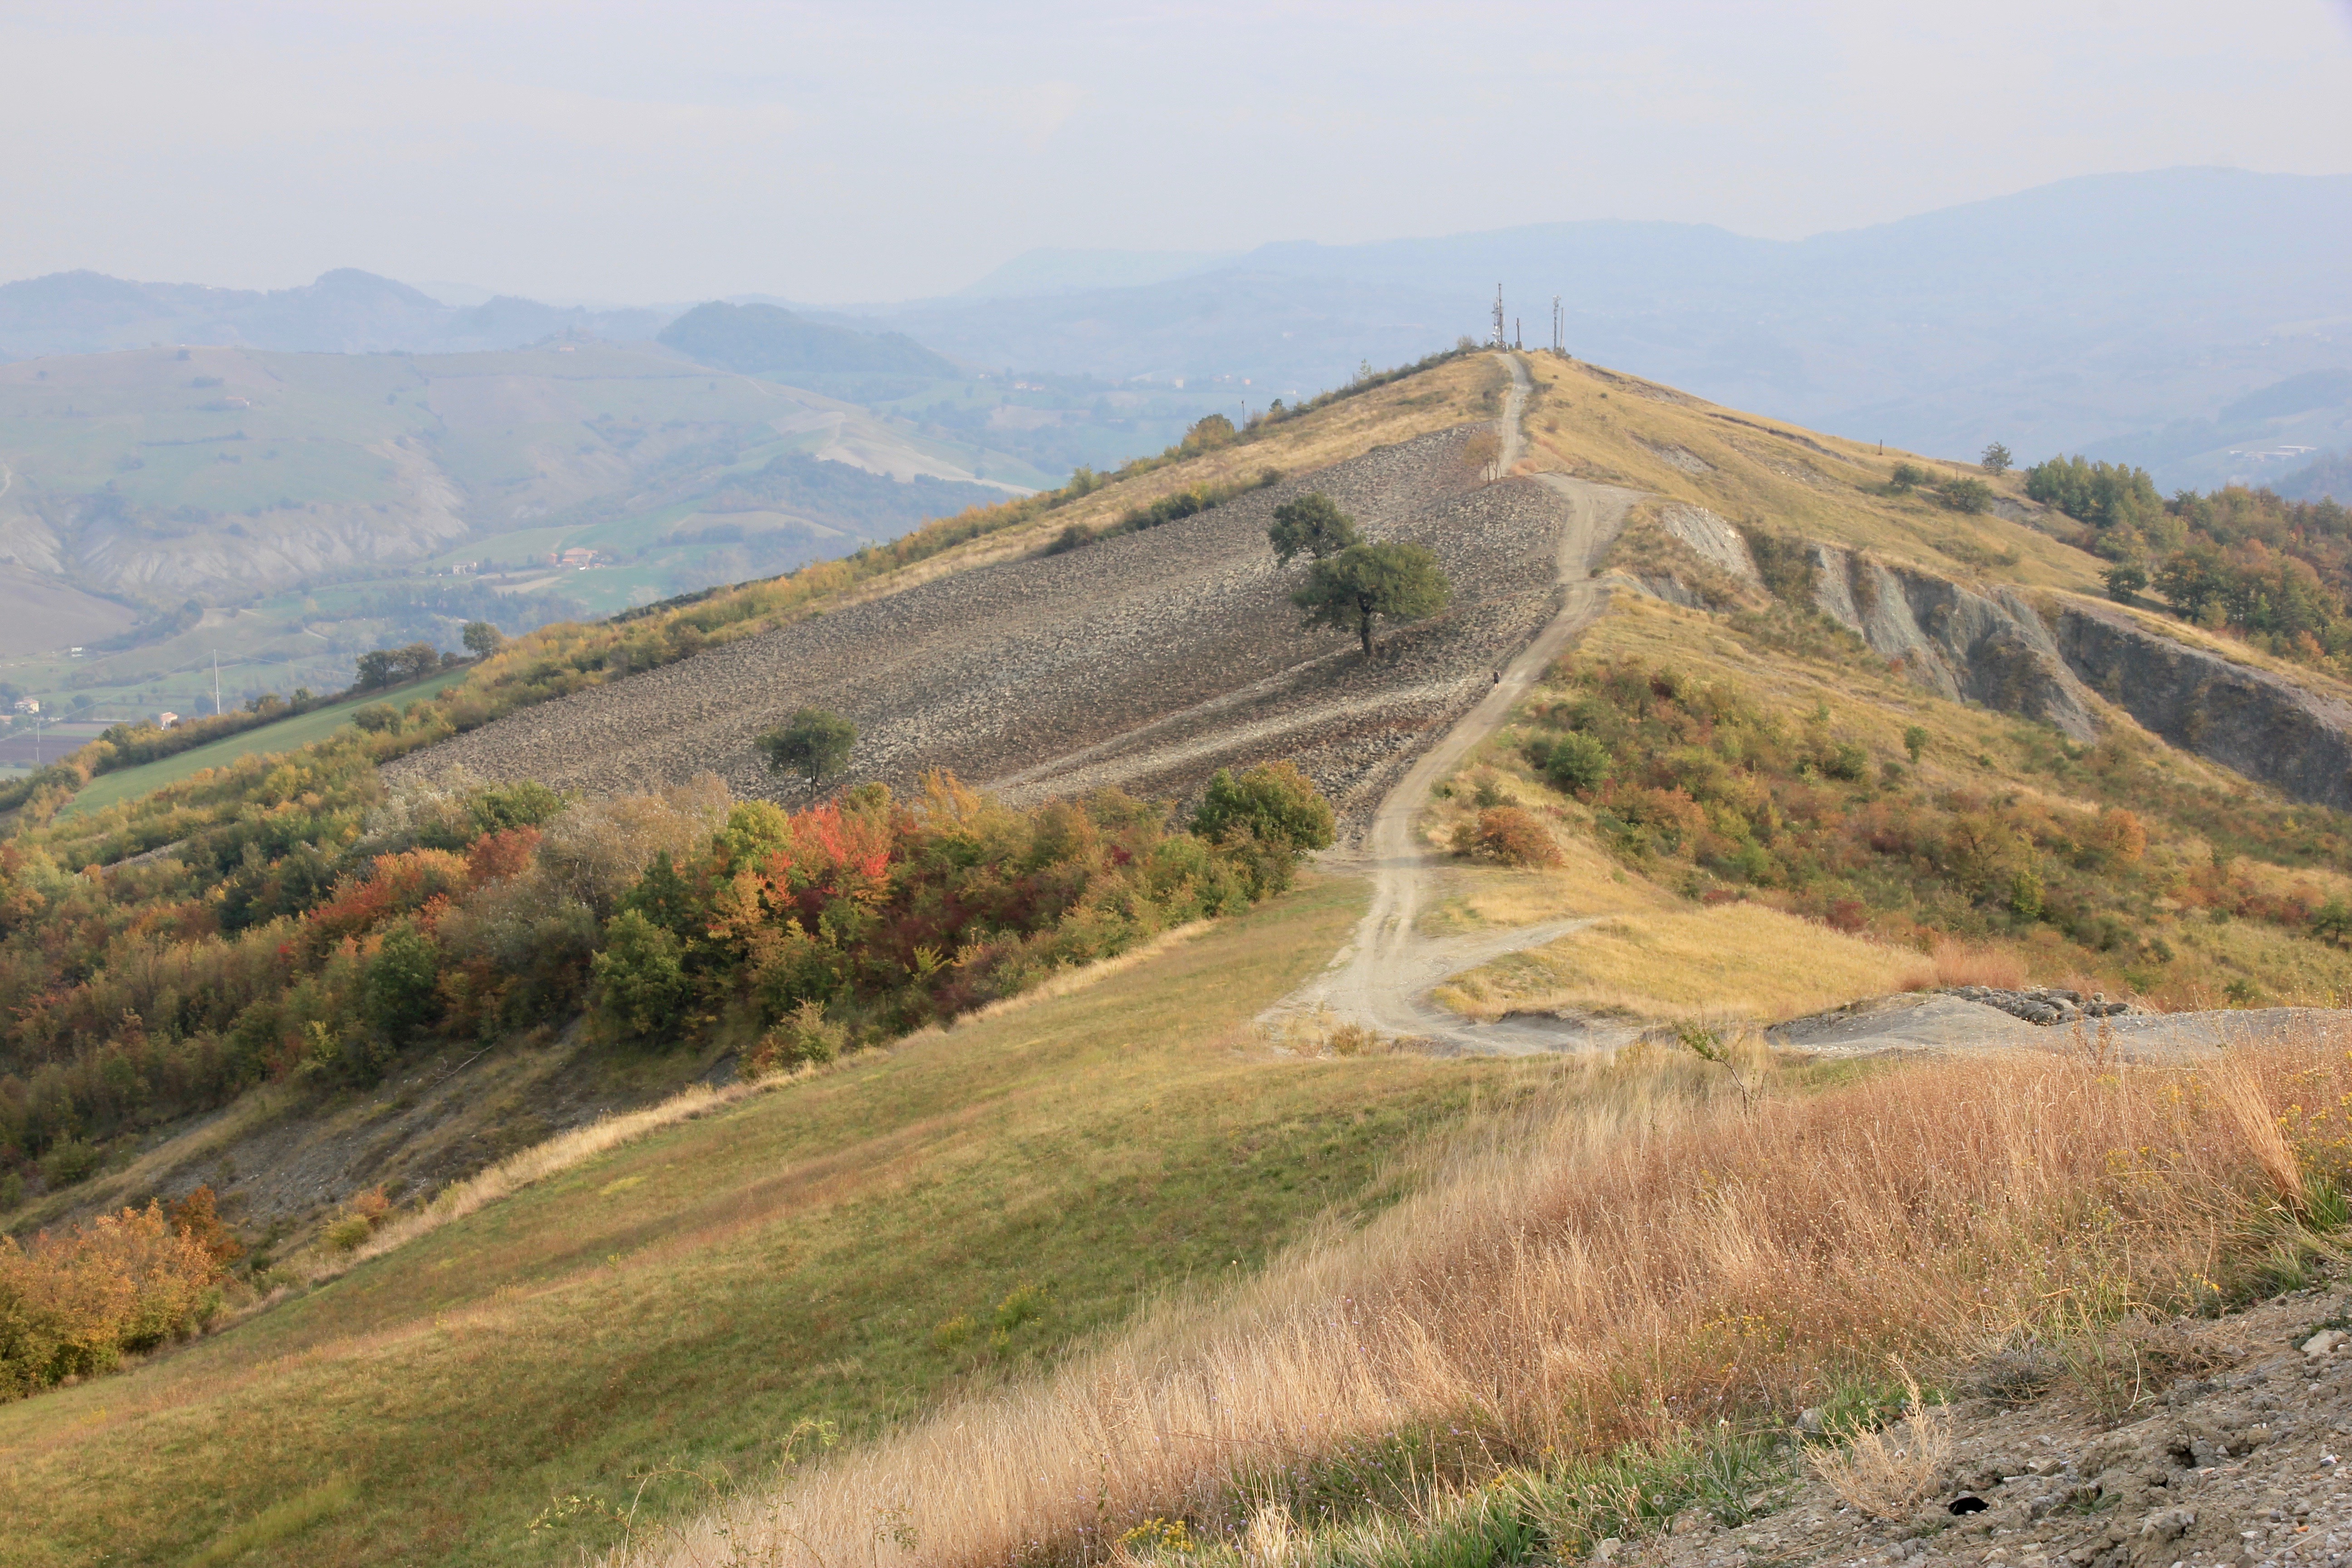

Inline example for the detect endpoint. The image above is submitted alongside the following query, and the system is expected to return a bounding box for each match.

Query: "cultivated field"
[397,424,1573,830]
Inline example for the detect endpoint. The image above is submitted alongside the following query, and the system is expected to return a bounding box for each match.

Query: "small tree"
[1267,493,1361,565]
[1902,725,1930,764]
[1292,542,1451,657]
[2102,562,2148,603]
[1886,462,1931,493]
[461,621,505,656]
[1980,441,2013,475]
[756,707,857,783]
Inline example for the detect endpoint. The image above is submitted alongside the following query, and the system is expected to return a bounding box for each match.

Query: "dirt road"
[1266,355,1644,1054]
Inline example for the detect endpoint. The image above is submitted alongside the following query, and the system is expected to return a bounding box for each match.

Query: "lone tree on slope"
[1980,441,2014,476]
[757,707,857,784]
[1292,541,1451,657]
[1267,492,1361,565]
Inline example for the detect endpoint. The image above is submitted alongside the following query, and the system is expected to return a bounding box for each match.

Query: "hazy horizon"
[4,1,2348,306]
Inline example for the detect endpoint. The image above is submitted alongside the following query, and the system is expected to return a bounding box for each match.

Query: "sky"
[1,0,2348,306]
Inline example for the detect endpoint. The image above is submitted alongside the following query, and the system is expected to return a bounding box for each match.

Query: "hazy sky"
[3,0,2348,305]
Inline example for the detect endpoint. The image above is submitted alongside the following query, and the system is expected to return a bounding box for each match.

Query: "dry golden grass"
[1517,356,2102,592]
[316,1076,784,1279]
[620,1022,2352,1568]
[1432,904,1922,1023]
[1805,1380,1951,1519]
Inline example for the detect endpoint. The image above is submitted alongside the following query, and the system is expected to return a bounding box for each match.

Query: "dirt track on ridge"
[393,368,1584,834]
[1264,355,1646,1054]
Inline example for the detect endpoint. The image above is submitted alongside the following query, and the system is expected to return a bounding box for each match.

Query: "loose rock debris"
[1628,1289,2352,1568]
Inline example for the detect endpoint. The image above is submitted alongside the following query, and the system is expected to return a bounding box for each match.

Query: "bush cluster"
[0,756,1331,1184]
[0,1189,237,1400]
[1524,656,2344,987]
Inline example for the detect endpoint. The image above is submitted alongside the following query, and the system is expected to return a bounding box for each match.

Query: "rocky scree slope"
[395,426,1573,832]
[1627,1285,2352,1568]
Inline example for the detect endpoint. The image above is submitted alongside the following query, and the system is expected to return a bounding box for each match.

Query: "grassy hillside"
[9,347,2352,1568]
[0,876,1562,1567]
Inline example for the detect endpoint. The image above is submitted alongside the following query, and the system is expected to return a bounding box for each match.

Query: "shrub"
[1886,462,1931,492]
[37,1138,101,1191]
[745,1000,846,1078]
[757,707,857,784]
[360,921,441,1051]
[0,1200,222,1399]
[1542,731,1614,795]
[351,704,399,734]
[1192,761,1336,852]
[1455,806,1563,867]
[591,909,688,1044]
[1937,477,1994,514]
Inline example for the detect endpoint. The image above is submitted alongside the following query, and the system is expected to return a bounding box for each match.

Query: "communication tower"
[1491,286,1505,349]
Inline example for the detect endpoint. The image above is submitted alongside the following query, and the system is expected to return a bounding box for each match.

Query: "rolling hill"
[9,347,2352,1565]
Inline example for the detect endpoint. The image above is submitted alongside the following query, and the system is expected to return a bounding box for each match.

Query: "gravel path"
[392,405,1577,831]
[1263,354,1648,1054]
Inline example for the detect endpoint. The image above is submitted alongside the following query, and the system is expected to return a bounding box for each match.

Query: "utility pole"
[1553,296,1563,355]
[1491,285,1505,350]
[1514,318,1522,351]
[212,652,221,717]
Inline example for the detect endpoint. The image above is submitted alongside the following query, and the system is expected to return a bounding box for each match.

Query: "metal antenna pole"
[1492,285,1505,349]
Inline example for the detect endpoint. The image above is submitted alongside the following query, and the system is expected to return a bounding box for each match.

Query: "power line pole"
[213,652,221,717]
[1553,295,1563,355]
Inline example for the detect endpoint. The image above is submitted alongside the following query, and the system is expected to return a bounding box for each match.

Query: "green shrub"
[361,922,441,1054]
[1192,761,1336,852]
[591,909,688,1043]
[351,704,399,734]
[37,1138,101,1190]
[1938,477,1994,513]
[1887,462,1931,492]
[746,999,844,1077]
[1542,731,1614,795]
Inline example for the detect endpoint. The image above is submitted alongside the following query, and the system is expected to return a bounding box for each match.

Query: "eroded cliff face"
[2055,603,2352,813]
[1807,544,2099,743]
[1622,517,2352,813]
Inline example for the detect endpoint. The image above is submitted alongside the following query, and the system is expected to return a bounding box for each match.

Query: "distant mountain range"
[842,168,2352,492]
[0,267,670,359]
[3,167,2347,494]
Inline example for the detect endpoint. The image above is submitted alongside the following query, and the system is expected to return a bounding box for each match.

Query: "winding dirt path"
[1266,355,1642,1054]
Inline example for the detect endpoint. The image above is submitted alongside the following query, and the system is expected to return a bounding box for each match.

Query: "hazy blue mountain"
[842,168,2352,483]
[0,268,665,359]
[955,248,1239,297]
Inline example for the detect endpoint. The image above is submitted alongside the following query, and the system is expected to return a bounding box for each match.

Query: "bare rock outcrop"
[2055,603,2352,812]
[1804,544,2099,743]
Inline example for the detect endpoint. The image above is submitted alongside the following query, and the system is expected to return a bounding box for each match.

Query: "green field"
[0,875,1547,1567]
[63,666,473,818]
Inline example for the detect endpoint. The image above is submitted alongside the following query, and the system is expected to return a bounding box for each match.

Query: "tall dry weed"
[619,1023,2350,1568]
[1805,1376,1950,1519]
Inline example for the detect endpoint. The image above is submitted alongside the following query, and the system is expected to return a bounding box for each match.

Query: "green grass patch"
[0,875,1553,1567]
[64,666,470,818]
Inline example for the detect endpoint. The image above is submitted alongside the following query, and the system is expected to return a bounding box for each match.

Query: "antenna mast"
[213,652,221,717]
[1491,285,1505,350]
[1553,295,1563,355]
